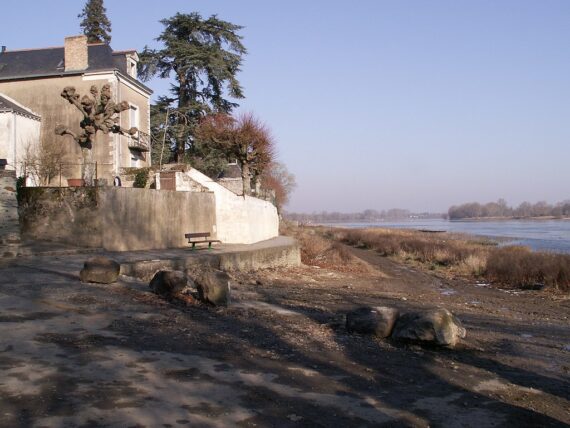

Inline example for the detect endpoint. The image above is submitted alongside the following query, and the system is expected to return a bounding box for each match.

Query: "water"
[327,219,570,253]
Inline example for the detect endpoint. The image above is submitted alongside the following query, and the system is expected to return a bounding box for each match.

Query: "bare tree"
[21,139,69,186]
[195,112,275,194]
[259,161,297,212]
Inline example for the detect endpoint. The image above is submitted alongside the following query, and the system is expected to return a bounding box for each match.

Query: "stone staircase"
[0,171,21,257]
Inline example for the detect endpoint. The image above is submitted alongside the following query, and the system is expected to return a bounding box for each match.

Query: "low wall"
[19,187,216,251]
[99,188,215,251]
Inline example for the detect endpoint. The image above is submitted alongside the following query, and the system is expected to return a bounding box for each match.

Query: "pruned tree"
[139,12,246,163]
[195,112,275,194]
[55,84,138,182]
[78,0,112,44]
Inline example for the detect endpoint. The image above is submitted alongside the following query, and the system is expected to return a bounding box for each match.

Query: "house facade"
[0,35,152,185]
[0,93,41,173]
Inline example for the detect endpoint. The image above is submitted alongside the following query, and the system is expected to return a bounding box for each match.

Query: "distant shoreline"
[449,216,570,221]
[312,216,570,224]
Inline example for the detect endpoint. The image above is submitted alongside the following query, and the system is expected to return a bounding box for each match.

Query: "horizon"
[2,0,569,212]
[286,197,570,215]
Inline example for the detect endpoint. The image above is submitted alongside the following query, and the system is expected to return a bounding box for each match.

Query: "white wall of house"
[157,168,279,244]
[0,114,12,166]
[0,110,41,174]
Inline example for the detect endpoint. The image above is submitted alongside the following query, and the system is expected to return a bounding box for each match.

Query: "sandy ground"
[0,246,568,427]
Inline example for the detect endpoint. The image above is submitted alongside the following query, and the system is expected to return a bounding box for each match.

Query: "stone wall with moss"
[18,187,217,251]
[18,187,101,247]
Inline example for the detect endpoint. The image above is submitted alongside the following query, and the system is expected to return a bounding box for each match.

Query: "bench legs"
[189,241,216,250]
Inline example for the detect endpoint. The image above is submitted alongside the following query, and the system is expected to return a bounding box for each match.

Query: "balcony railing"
[128,130,150,152]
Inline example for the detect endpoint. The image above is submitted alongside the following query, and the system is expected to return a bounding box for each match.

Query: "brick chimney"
[64,35,88,72]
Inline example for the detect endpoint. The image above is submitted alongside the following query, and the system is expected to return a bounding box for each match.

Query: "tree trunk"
[176,74,189,163]
[81,148,95,185]
[241,162,251,195]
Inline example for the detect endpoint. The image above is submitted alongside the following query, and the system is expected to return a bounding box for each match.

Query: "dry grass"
[486,246,570,291]
[280,222,372,273]
[280,222,570,292]
[335,228,486,267]
[329,227,570,292]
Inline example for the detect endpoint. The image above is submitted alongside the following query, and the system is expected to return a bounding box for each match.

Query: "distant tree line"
[285,209,442,223]
[448,199,570,220]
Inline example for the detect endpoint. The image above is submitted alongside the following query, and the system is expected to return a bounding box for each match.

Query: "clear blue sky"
[3,1,570,212]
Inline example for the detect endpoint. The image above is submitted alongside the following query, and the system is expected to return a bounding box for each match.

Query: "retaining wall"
[19,187,216,251]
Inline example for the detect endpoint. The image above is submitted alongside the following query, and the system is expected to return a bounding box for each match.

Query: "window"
[130,150,144,167]
[128,59,137,79]
[129,104,139,129]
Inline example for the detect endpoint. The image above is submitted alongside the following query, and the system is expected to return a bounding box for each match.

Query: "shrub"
[133,169,149,188]
[300,233,330,265]
[16,176,26,203]
[460,254,487,276]
[486,246,570,291]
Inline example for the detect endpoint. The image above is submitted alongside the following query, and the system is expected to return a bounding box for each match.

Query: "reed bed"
[330,227,570,292]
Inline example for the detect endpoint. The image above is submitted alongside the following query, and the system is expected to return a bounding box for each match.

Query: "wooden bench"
[184,232,221,250]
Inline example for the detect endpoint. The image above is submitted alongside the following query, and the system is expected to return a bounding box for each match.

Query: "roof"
[0,93,40,119]
[0,44,152,94]
[218,163,242,179]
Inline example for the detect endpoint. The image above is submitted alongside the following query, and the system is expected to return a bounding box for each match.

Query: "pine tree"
[78,0,112,44]
[139,12,246,162]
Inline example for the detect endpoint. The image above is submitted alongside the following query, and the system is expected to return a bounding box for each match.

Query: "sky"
[2,0,570,213]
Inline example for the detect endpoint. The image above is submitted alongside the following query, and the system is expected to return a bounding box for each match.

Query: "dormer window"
[127,58,137,79]
[124,52,139,79]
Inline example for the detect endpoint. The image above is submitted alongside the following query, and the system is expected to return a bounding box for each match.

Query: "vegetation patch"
[281,223,372,273]
[319,227,570,292]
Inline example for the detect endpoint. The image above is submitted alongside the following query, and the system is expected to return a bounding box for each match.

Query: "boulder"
[346,306,399,337]
[149,270,188,298]
[195,270,231,306]
[391,308,466,347]
[80,256,120,284]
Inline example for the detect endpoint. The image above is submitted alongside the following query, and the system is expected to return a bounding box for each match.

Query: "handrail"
[128,130,150,152]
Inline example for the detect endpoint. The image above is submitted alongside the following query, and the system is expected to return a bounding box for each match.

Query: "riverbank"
[287,225,570,293]
[1,240,569,426]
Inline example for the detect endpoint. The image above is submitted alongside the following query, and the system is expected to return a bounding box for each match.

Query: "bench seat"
[184,232,221,250]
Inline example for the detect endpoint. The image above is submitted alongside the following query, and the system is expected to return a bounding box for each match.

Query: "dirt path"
[0,251,568,427]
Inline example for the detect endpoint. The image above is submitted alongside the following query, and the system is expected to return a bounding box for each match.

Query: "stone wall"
[19,187,216,251]
[19,186,101,248]
[217,178,243,195]
[98,187,215,251]
[0,171,21,256]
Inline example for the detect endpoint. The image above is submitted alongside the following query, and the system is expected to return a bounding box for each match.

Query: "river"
[325,219,570,253]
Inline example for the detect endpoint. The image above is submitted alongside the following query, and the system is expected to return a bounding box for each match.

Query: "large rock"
[346,306,399,337]
[149,270,188,298]
[391,308,466,347]
[80,256,120,284]
[195,270,231,306]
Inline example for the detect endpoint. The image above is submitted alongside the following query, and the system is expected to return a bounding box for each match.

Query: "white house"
[0,93,41,174]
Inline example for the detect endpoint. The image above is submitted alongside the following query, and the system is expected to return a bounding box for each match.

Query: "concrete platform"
[115,236,300,279]
[4,236,300,279]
